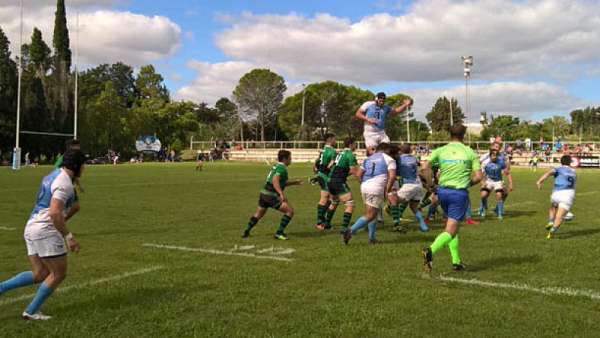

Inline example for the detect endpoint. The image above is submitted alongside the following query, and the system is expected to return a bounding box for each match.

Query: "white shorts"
[362,193,384,209]
[25,233,67,258]
[363,130,390,149]
[483,179,504,192]
[551,190,575,212]
[396,183,424,202]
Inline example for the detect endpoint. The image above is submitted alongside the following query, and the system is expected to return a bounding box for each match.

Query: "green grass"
[1,162,600,337]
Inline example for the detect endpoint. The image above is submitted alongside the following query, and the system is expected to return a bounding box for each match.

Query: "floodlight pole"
[406,109,411,143]
[74,11,79,140]
[449,97,454,126]
[300,84,306,139]
[13,0,23,170]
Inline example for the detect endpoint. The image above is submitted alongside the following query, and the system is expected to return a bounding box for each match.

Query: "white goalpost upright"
[12,0,23,170]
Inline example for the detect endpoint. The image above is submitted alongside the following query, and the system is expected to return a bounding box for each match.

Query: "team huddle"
[0,93,578,321]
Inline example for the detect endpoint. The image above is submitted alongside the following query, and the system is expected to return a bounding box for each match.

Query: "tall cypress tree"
[0,26,18,156]
[52,0,72,125]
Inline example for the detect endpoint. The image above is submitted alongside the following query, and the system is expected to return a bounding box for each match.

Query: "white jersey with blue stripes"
[361,152,396,195]
[360,101,392,133]
[24,169,75,240]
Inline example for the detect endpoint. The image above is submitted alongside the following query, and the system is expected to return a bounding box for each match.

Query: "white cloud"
[407,82,588,121]
[0,3,181,67]
[214,0,600,84]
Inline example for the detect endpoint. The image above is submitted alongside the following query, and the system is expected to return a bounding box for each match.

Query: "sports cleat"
[546,231,553,240]
[545,222,554,231]
[465,218,479,225]
[274,233,289,241]
[22,312,52,321]
[422,247,433,273]
[315,223,326,231]
[394,225,407,233]
[342,229,352,245]
[369,239,383,245]
[242,230,251,238]
[478,207,486,218]
[324,224,333,230]
[497,215,503,221]
[452,263,466,271]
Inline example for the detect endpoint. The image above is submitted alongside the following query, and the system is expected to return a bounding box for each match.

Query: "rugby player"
[0,149,86,320]
[480,141,513,216]
[388,144,429,233]
[342,143,397,245]
[313,134,337,230]
[478,149,509,220]
[327,138,361,232]
[536,155,576,239]
[243,150,303,240]
[422,124,483,272]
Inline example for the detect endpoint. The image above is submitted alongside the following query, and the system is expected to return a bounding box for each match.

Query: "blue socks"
[367,221,377,241]
[350,217,377,240]
[497,201,504,218]
[415,210,428,232]
[428,205,437,219]
[465,199,472,218]
[25,282,54,315]
[0,271,34,294]
[481,198,488,211]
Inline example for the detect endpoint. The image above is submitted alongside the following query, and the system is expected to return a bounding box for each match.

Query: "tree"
[426,97,464,132]
[29,28,51,79]
[135,65,169,102]
[481,115,521,141]
[233,69,286,141]
[0,26,17,158]
[51,0,72,124]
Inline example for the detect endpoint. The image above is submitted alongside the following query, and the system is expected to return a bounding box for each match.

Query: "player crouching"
[536,155,576,239]
[342,143,397,245]
[243,150,303,240]
[479,149,511,220]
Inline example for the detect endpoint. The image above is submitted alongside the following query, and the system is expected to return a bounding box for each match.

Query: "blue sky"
[5,0,599,121]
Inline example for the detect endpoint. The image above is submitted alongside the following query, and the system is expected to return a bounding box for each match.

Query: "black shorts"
[258,193,282,210]
[316,175,329,192]
[328,181,350,196]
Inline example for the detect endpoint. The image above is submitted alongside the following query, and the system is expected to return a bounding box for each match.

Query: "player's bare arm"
[49,198,80,253]
[389,98,413,118]
[355,107,378,125]
[272,175,287,202]
[536,169,554,189]
[471,169,484,186]
[386,169,397,196]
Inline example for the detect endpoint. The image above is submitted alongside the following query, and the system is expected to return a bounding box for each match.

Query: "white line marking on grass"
[0,226,15,231]
[439,276,600,301]
[256,246,296,255]
[0,266,163,306]
[577,191,598,197]
[143,243,294,262]
[233,245,256,251]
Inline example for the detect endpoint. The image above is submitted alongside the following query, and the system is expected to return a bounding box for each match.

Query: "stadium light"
[461,56,473,122]
[300,84,306,139]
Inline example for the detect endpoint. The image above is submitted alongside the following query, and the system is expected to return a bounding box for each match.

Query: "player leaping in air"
[243,150,303,240]
[536,155,576,239]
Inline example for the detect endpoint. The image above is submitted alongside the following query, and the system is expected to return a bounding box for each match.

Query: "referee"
[422,124,483,272]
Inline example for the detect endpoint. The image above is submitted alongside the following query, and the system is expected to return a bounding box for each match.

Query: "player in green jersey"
[422,124,483,272]
[243,150,303,240]
[326,138,361,232]
[313,133,338,230]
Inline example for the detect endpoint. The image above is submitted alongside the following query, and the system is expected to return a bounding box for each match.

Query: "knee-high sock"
[415,210,428,231]
[367,221,377,241]
[342,212,352,229]
[497,201,504,217]
[245,217,259,232]
[390,205,401,225]
[317,204,327,224]
[481,198,488,211]
[0,271,34,294]
[430,232,453,255]
[326,207,337,226]
[448,235,461,264]
[277,215,292,234]
[398,203,408,218]
[428,205,437,219]
[25,282,54,315]
[350,216,369,234]
[465,199,472,218]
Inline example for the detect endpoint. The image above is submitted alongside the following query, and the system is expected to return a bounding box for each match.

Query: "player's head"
[324,133,336,145]
[490,149,499,162]
[62,149,86,178]
[376,142,389,153]
[65,139,81,152]
[560,155,572,166]
[278,149,292,165]
[449,124,467,141]
[344,137,357,151]
[400,143,411,155]
[491,142,501,152]
[375,92,386,106]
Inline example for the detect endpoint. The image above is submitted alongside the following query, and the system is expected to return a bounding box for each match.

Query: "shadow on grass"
[560,228,600,239]
[466,254,542,272]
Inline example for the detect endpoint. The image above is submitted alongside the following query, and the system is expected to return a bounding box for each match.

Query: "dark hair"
[449,124,467,139]
[323,133,336,142]
[65,139,81,151]
[385,144,400,158]
[376,92,386,99]
[400,144,411,154]
[376,142,390,152]
[560,155,572,166]
[278,150,291,162]
[344,137,355,148]
[62,149,86,177]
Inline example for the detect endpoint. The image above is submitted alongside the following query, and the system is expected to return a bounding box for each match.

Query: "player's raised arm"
[389,98,413,118]
[536,169,555,190]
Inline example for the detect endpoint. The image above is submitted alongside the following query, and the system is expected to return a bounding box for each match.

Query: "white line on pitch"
[577,191,598,197]
[143,243,294,262]
[0,266,163,306]
[439,276,600,301]
[0,226,15,231]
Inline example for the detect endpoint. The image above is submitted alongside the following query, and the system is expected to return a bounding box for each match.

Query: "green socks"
[390,205,401,225]
[430,232,453,254]
[277,215,292,234]
[326,208,336,226]
[246,217,258,232]
[398,203,408,218]
[448,235,461,264]
[342,212,352,229]
[317,204,327,224]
